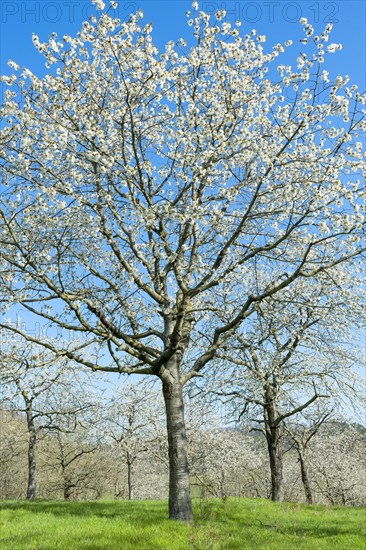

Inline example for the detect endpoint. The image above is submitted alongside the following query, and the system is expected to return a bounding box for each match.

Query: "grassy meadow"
[1,498,365,549]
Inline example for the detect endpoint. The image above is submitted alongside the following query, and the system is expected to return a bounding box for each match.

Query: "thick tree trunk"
[298,450,313,504]
[26,408,37,500]
[161,355,192,523]
[264,387,284,503]
[267,427,284,502]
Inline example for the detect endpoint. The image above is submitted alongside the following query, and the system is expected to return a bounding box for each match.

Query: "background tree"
[104,380,165,500]
[1,3,364,521]
[1,337,65,500]
[47,428,100,501]
[308,422,366,506]
[0,398,364,504]
[0,407,27,499]
[0,330,102,500]
[209,276,364,502]
[283,406,333,504]
[189,427,269,500]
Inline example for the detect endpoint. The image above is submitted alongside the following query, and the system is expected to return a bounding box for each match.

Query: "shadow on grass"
[191,499,365,542]
[1,498,364,543]
[0,530,174,550]
[0,500,168,525]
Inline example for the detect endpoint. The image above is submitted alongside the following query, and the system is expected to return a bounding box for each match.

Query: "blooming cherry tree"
[103,380,165,500]
[0,330,101,500]
[308,423,366,505]
[283,406,334,504]
[209,275,365,502]
[0,2,365,520]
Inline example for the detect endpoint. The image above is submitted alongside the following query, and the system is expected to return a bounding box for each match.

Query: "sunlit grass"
[1,498,365,549]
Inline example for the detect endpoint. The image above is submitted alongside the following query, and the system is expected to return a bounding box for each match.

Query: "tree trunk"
[298,450,313,504]
[267,427,284,502]
[63,473,73,501]
[161,355,192,523]
[127,460,134,500]
[26,408,37,500]
[219,469,226,499]
[263,382,284,503]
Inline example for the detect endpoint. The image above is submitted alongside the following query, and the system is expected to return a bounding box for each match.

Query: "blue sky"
[1,0,365,86]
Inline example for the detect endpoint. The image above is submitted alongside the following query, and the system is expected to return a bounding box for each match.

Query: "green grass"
[1,498,365,549]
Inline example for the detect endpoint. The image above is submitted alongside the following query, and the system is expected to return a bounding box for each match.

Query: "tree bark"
[63,473,74,501]
[220,469,225,499]
[161,354,193,523]
[26,407,37,500]
[267,426,284,502]
[127,459,134,500]
[264,385,284,502]
[298,450,313,504]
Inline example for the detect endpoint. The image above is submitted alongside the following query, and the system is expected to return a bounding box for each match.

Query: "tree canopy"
[1,2,364,521]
